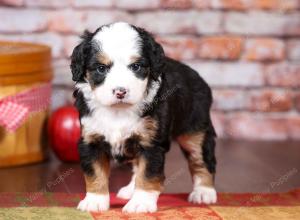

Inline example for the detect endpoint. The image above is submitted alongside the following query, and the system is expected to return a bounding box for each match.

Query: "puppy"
[71,22,217,213]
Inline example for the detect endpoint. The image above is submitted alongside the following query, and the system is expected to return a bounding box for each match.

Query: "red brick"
[47,10,86,34]
[213,89,293,112]
[63,35,80,57]
[115,0,160,9]
[285,13,300,36]
[266,63,300,88]
[244,38,285,61]
[85,11,133,32]
[198,36,242,60]
[226,113,288,140]
[0,33,64,58]
[73,0,113,8]
[211,0,250,10]
[226,113,300,140]
[188,61,264,87]
[51,86,74,111]
[135,11,195,34]
[212,89,247,111]
[25,0,71,8]
[211,111,226,138]
[249,90,293,112]
[157,36,198,60]
[294,92,300,112]
[161,0,192,9]
[192,0,210,8]
[0,9,47,33]
[52,59,74,86]
[210,0,300,10]
[287,40,300,60]
[253,0,300,10]
[225,11,300,36]
[52,59,74,110]
[135,11,222,34]
[1,0,23,6]
[287,116,300,140]
[195,11,222,34]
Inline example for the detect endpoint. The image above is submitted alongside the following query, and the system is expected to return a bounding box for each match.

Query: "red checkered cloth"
[0,83,52,132]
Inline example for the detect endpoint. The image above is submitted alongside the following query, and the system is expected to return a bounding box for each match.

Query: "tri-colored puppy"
[71,22,217,213]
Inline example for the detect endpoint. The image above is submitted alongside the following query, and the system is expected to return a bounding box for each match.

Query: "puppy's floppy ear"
[70,43,85,82]
[70,30,93,82]
[134,27,165,80]
[147,38,165,80]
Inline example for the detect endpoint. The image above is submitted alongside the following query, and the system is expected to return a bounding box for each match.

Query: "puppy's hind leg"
[177,131,217,204]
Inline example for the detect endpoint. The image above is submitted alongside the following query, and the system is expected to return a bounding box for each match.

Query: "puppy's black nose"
[113,87,127,99]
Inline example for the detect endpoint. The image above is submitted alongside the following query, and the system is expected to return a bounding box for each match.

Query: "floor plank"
[0,140,299,194]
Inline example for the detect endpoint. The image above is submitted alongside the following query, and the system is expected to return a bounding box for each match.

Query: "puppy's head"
[71,22,164,107]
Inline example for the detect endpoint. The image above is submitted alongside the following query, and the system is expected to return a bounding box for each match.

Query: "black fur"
[71,24,216,188]
[138,57,217,177]
[202,125,217,173]
[78,136,111,176]
[129,58,151,80]
[114,134,141,163]
[73,90,90,118]
[142,146,166,181]
[70,31,95,82]
[132,26,165,80]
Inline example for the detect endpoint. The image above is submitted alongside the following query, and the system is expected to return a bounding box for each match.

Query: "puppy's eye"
[96,65,107,74]
[130,63,141,72]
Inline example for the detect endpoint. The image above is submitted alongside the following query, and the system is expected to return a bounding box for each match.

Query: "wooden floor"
[0,140,299,194]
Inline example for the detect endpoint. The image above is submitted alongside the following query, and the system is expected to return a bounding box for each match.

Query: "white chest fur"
[81,106,144,155]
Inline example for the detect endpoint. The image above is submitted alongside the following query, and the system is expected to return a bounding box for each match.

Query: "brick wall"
[0,0,300,140]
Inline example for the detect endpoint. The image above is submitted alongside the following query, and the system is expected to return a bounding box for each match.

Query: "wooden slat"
[0,60,51,75]
[0,85,17,99]
[27,110,48,153]
[0,127,16,158]
[0,41,51,65]
[0,70,53,86]
[14,84,33,156]
[0,86,17,158]
[0,152,44,168]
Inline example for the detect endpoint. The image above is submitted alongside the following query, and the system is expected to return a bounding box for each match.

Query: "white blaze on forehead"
[90,22,148,107]
[93,22,141,63]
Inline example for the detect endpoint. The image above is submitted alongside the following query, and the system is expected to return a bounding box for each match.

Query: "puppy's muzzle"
[113,87,128,99]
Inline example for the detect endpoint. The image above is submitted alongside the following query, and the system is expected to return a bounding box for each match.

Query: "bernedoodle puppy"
[71,22,217,213]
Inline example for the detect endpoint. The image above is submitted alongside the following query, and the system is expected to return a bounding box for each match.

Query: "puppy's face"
[71,22,164,108]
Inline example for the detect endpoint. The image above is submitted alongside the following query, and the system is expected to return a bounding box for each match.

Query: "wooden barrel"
[0,41,53,167]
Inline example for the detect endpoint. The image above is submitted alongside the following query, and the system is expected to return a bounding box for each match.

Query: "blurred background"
[0,0,299,195]
[1,0,300,141]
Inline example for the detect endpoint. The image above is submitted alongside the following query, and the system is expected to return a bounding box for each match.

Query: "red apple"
[48,106,80,162]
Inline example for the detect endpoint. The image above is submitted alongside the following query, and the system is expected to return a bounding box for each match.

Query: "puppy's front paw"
[117,184,134,200]
[122,190,159,213]
[77,193,109,212]
[188,186,217,204]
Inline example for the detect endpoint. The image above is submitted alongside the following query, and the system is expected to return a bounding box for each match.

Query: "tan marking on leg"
[85,154,110,194]
[135,157,163,192]
[177,132,214,187]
